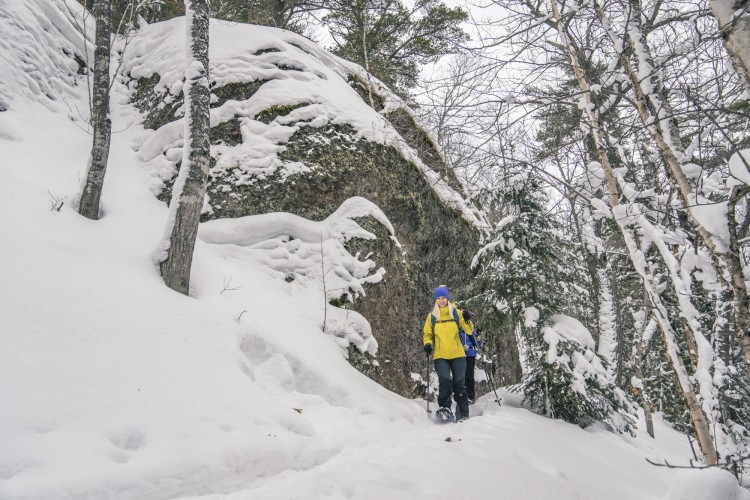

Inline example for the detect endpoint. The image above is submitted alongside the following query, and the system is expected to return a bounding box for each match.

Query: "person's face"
[436,296,448,307]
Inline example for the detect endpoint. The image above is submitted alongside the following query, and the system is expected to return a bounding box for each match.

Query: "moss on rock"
[256,103,309,124]
[133,75,267,130]
[132,74,185,130]
[386,108,463,194]
[210,117,242,146]
[211,80,265,108]
[346,74,385,112]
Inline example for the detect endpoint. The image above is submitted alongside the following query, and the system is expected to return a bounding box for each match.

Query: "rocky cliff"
[125,18,486,395]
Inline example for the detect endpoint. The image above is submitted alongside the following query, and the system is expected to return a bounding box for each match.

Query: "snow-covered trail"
[178,393,692,500]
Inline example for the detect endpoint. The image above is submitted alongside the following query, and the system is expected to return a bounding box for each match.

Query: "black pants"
[466,356,476,401]
[434,357,469,419]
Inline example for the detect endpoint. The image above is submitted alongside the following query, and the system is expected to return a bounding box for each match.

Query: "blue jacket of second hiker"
[460,320,482,357]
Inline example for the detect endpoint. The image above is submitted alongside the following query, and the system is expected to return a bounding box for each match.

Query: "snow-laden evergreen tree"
[212,0,314,33]
[79,1,178,33]
[472,169,632,429]
[710,292,750,467]
[522,315,634,430]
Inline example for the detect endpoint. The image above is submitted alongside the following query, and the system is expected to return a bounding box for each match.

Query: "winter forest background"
[2,0,750,498]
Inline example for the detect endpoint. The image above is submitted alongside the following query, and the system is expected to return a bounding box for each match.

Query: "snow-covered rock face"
[123,17,480,395]
[0,0,90,113]
[123,18,473,212]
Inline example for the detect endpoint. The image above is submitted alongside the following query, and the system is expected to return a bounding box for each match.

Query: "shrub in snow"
[519,314,635,431]
[712,349,750,468]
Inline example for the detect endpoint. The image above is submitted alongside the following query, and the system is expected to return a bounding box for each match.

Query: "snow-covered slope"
[1,2,747,499]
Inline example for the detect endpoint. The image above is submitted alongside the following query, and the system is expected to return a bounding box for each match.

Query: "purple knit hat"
[434,286,450,300]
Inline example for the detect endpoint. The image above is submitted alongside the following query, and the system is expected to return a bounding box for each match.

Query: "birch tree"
[418,0,748,461]
[631,310,658,438]
[545,0,718,463]
[590,0,750,391]
[78,0,112,220]
[157,0,211,295]
[449,0,720,462]
[78,0,167,219]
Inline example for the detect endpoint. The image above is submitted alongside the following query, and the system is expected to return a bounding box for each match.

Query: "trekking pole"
[479,347,502,406]
[485,362,502,406]
[425,352,432,413]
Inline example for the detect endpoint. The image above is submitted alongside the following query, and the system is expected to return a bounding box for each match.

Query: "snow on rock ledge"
[199,197,397,355]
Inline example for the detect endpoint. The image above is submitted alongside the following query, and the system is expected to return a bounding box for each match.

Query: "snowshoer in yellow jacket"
[423,285,474,422]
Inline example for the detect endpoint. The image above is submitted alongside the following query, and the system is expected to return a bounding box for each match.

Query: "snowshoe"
[457,415,470,422]
[436,407,454,423]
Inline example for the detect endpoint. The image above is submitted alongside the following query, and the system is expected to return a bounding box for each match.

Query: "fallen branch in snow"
[48,190,65,212]
[237,310,247,322]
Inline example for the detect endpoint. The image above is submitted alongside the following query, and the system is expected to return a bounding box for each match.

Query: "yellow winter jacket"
[423,302,474,360]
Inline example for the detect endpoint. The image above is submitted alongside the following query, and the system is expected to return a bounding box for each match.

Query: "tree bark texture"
[633,313,657,439]
[78,0,112,220]
[160,0,211,295]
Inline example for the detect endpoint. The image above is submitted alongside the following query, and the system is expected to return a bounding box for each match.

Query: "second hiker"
[423,285,474,422]
[460,309,483,404]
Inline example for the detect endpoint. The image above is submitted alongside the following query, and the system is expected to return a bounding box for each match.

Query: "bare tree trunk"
[548,0,718,465]
[596,266,618,381]
[633,312,657,439]
[711,0,750,92]
[159,0,211,295]
[359,14,376,109]
[78,0,112,220]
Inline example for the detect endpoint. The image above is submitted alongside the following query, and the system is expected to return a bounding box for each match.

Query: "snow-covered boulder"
[122,17,481,395]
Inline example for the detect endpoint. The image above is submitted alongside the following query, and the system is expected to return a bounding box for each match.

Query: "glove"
[463,310,472,322]
[424,344,433,355]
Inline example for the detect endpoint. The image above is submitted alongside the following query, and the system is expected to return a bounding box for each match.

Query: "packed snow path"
[186,395,699,500]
